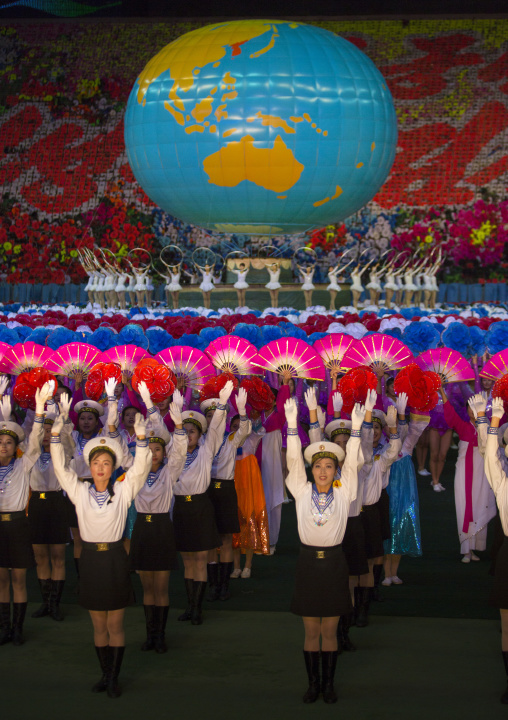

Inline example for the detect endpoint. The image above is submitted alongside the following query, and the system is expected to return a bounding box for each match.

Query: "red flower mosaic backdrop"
[0,19,507,284]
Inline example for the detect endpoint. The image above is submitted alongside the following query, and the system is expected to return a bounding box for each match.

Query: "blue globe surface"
[124,20,397,235]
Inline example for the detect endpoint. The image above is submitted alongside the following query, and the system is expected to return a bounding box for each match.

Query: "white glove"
[137,381,154,410]
[304,388,318,412]
[0,375,9,397]
[58,395,72,422]
[236,387,248,416]
[134,412,147,437]
[219,380,234,405]
[492,396,504,420]
[107,399,119,428]
[51,414,64,436]
[104,377,118,402]
[172,388,184,412]
[332,392,343,413]
[351,403,366,431]
[386,405,397,429]
[0,394,11,421]
[316,406,326,429]
[468,392,487,419]
[364,389,377,412]
[395,392,408,416]
[35,380,55,415]
[284,397,298,427]
[169,401,182,427]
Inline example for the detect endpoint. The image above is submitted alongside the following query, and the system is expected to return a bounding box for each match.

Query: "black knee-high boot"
[107,646,125,699]
[206,563,219,602]
[31,578,51,618]
[191,581,207,625]
[73,558,80,594]
[154,605,169,653]
[141,605,156,650]
[372,565,384,602]
[321,651,338,704]
[218,561,233,601]
[501,652,508,704]
[178,578,194,621]
[339,612,356,652]
[11,602,27,646]
[302,650,320,703]
[0,602,11,645]
[48,579,65,621]
[92,646,110,693]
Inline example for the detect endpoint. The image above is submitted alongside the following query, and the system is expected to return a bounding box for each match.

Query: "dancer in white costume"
[265,261,282,308]
[299,266,315,309]
[366,264,383,306]
[403,266,418,307]
[199,264,215,309]
[115,272,130,311]
[127,273,137,308]
[232,262,249,307]
[350,259,374,310]
[167,266,183,310]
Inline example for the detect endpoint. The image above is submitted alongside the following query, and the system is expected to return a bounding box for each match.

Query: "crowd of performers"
[80,247,442,312]
[1,347,508,704]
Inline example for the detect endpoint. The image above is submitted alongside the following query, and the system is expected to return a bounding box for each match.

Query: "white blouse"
[211,416,251,480]
[134,430,188,514]
[362,434,401,505]
[285,428,361,547]
[29,423,75,492]
[50,436,151,542]
[0,418,44,512]
[484,430,508,535]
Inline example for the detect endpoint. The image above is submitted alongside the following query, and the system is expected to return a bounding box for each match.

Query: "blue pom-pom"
[0,325,21,345]
[383,327,403,340]
[199,326,227,344]
[260,325,284,344]
[15,326,32,341]
[278,322,307,341]
[308,332,328,344]
[232,323,263,349]
[486,321,508,355]
[442,322,471,354]
[46,327,78,350]
[27,328,50,345]
[179,333,206,351]
[118,324,149,350]
[89,327,118,352]
[468,326,486,357]
[146,328,174,355]
[402,321,441,356]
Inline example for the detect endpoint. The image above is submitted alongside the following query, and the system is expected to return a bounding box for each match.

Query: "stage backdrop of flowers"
[0,18,507,286]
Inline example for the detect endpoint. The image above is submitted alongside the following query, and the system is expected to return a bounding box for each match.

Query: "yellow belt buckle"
[316,550,325,559]
[145,514,152,523]
[39,492,46,500]
[0,513,11,522]
[96,543,108,552]
[214,482,221,489]
[185,495,192,502]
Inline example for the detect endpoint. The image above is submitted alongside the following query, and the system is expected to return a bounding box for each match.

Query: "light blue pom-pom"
[118,324,150,350]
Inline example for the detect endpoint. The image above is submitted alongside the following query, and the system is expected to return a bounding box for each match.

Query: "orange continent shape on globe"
[202,134,304,193]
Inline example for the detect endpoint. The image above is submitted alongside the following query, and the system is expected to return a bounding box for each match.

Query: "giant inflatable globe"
[124,20,397,235]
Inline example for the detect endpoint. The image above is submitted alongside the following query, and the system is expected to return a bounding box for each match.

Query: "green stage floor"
[5,453,506,718]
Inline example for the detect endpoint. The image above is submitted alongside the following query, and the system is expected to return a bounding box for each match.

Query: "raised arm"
[121,414,151,501]
[284,398,308,499]
[201,381,234,461]
[340,403,366,504]
[469,393,488,456]
[378,406,402,474]
[484,398,508,496]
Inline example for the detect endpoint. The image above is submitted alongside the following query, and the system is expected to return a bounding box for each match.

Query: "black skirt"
[130,512,178,571]
[291,543,353,617]
[207,479,240,534]
[375,488,391,541]
[361,504,385,560]
[173,493,221,553]
[28,491,70,545]
[490,534,508,609]
[63,493,79,529]
[79,540,134,611]
[342,515,369,576]
[0,512,36,569]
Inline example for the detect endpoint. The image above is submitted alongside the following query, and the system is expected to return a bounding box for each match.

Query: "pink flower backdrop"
[0,19,507,285]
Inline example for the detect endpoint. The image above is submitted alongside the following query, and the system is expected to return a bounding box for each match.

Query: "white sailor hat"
[325,419,352,440]
[147,424,171,446]
[43,410,58,425]
[372,410,387,427]
[75,400,105,417]
[182,410,207,434]
[304,440,345,466]
[0,421,25,443]
[200,398,221,414]
[83,436,123,467]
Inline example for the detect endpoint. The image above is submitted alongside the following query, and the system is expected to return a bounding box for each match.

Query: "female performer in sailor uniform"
[0,381,53,647]
[29,407,75,623]
[200,388,251,602]
[483,396,508,704]
[50,401,150,699]
[173,380,234,626]
[285,395,366,704]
